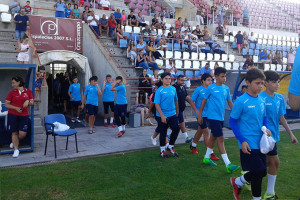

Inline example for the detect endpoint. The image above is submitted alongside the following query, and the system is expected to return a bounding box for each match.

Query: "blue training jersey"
[115,84,127,105]
[68,83,81,101]
[191,85,209,118]
[289,46,300,95]
[84,85,100,106]
[102,82,115,102]
[259,91,286,143]
[154,85,178,117]
[230,93,266,149]
[204,83,231,121]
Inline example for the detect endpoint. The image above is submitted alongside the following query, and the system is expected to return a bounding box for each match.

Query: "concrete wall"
[175,0,197,21]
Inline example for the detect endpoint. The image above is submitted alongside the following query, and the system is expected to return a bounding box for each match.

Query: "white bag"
[260,126,275,154]
[53,122,70,132]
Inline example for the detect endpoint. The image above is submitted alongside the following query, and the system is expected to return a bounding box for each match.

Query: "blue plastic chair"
[267,45,272,50]
[261,44,266,50]
[123,32,130,40]
[249,49,254,55]
[147,69,153,76]
[182,44,188,51]
[250,43,255,49]
[120,39,128,48]
[272,46,276,51]
[277,46,282,51]
[174,43,181,51]
[256,44,261,50]
[254,49,259,56]
[176,70,184,76]
[167,43,173,51]
[195,70,202,78]
[232,42,237,49]
[282,51,287,58]
[131,33,139,41]
[185,70,194,79]
[282,46,287,52]
[44,114,78,158]
[242,48,248,56]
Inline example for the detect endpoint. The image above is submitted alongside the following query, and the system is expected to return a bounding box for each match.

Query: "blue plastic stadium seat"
[147,69,153,76]
[250,43,255,49]
[167,43,172,51]
[256,44,261,50]
[123,32,130,40]
[131,33,139,41]
[277,46,282,51]
[176,70,184,76]
[232,42,237,49]
[267,45,272,50]
[174,43,181,51]
[120,39,127,48]
[282,46,287,51]
[242,48,248,56]
[249,49,254,56]
[195,70,202,78]
[272,46,276,51]
[261,44,266,50]
[254,49,259,56]
[182,44,188,51]
[282,51,287,57]
[185,70,193,79]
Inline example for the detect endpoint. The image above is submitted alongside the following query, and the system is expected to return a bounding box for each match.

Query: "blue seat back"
[272,46,276,51]
[167,43,172,51]
[267,45,272,50]
[254,49,259,56]
[256,44,261,50]
[277,46,282,51]
[205,46,211,51]
[176,70,184,76]
[242,48,248,55]
[195,70,201,78]
[123,32,130,39]
[250,43,255,49]
[232,42,237,48]
[182,44,188,51]
[282,51,287,57]
[261,44,266,49]
[147,69,153,76]
[131,33,139,41]
[45,114,66,131]
[249,49,254,55]
[120,39,128,48]
[174,43,181,51]
[185,70,193,78]
[282,46,287,51]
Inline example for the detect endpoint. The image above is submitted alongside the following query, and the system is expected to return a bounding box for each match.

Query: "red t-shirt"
[108,19,116,28]
[6,88,33,116]
[23,5,32,14]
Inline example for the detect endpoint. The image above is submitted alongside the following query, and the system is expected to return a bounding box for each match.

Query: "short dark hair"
[72,76,78,80]
[264,70,280,82]
[38,65,45,71]
[89,76,98,82]
[214,67,227,76]
[241,85,248,90]
[201,73,212,83]
[106,74,112,78]
[161,72,171,79]
[116,76,123,81]
[177,75,185,80]
[12,76,25,87]
[245,68,265,83]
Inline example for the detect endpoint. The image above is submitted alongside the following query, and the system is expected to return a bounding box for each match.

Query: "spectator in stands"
[248,32,257,44]
[198,37,209,54]
[200,63,214,77]
[128,40,137,65]
[259,48,268,63]
[147,41,163,60]
[243,32,249,52]
[65,3,72,18]
[182,18,190,27]
[108,13,117,38]
[115,23,124,45]
[242,7,249,26]
[287,48,296,71]
[10,0,21,14]
[202,26,209,35]
[128,11,136,26]
[23,1,32,15]
[161,8,170,18]
[165,58,177,78]
[167,27,175,42]
[159,29,168,38]
[17,35,36,64]
[99,14,109,36]
[193,25,203,39]
[233,6,241,26]
[14,8,30,45]
[211,3,218,16]
[159,35,168,51]
[223,4,230,23]
[174,29,184,45]
[114,9,122,24]
[100,0,110,10]
[182,30,190,46]
[243,56,254,70]
[203,32,211,42]
[137,51,149,69]
[191,38,199,52]
[196,7,204,25]
[152,14,161,30]
[54,0,66,18]
[266,50,274,65]
[73,4,79,19]
[190,30,198,41]
[217,3,225,24]
[150,6,156,17]
[141,25,151,36]
[87,11,100,38]
[158,16,166,29]
[273,50,283,65]
[235,31,243,55]
[82,6,89,22]
[181,23,189,33]
[175,17,182,30]
[137,38,146,54]
[121,10,127,26]
[215,24,224,36]
[148,51,159,70]
[151,69,161,87]
[212,39,225,55]
[137,12,147,27]
[168,8,175,18]
[135,90,150,126]
[139,69,152,94]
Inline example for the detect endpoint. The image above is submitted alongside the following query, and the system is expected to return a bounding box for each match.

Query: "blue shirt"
[65,8,72,18]
[235,34,244,44]
[56,2,65,11]
[102,82,115,102]
[114,12,122,19]
[10,2,20,13]
[212,43,220,50]
[243,9,249,18]
[84,85,100,106]
[99,18,108,25]
[191,86,209,117]
[137,43,146,54]
[230,93,266,149]
[154,86,178,117]
[289,46,300,95]
[204,83,231,121]
[14,15,29,31]
[68,83,81,101]
[259,52,268,60]
[259,91,286,142]
[115,84,127,105]
[199,67,211,76]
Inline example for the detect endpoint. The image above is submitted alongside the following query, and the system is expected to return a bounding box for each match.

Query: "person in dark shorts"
[5,76,33,158]
[60,71,72,114]
[101,74,115,128]
[68,76,81,123]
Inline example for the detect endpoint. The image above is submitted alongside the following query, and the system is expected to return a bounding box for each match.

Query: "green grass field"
[1,130,300,200]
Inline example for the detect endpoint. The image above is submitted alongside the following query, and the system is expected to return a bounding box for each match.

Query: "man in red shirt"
[108,13,117,39]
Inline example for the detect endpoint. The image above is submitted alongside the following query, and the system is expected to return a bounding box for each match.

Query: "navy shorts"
[115,104,127,117]
[7,114,29,133]
[154,117,161,134]
[198,117,208,129]
[178,111,184,123]
[240,149,267,172]
[86,104,98,116]
[267,143,278,156]
[103,101,115,114]
[208,119,223,137]
[70,101,81,108]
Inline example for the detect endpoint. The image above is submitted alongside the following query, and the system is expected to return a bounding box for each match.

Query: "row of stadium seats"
[225,36,299,47]
[0,4,12,22]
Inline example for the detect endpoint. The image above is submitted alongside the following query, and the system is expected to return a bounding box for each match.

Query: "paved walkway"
[1,121,299,168]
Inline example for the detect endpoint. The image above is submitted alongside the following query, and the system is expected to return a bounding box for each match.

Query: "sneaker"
[88,129,93,134]
[160,151,169,158]
[167,147,179,157]
[203,158,217,166]
[151,136,157,146]
[110,123,116,128]
[12,149,19,158]
[75,117,81,123]
[185,137,193,143]
[230,177,241,200]
[241,171,251,191]
[71,118,75,123]
[190,145,198,154]
[226,163,240,174]
[210,152,219,161]
[118,131,123,137]
[263,193,278,200]
[10,143,13,149]
[104,122,108,127]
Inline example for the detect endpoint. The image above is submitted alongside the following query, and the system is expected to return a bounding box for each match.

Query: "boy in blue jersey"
[288,45,300,111]
[101,74,116,128]
[260,71,298,200]
[154,72,180,158]
[81,76,102,134]
[229,68,271,200]
[111,76,127,137]
[68,77,81,123]
[190,73,219,160]
[199,67,240,173]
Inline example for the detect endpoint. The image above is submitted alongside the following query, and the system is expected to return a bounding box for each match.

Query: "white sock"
[160,146,166,152]
[166,143,169,149]
[252,197,261,200]
[205,147,213,158]
[104,119,107,123]
[235,175,247,188]
[110,117,114,123]
[167,128,172,136]
[267,174,277,195]
[168,144,174,149]
[183,132,188,139]
[221,154,231,167]
[122,125,125,130]
[118,126,122,132]
[192,142,197,147]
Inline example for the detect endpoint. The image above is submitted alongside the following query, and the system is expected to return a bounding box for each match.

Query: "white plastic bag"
[260,126,275,154]
[53,122,70,132]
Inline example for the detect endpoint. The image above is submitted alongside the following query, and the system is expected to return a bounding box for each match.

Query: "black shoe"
[167,147,179,157]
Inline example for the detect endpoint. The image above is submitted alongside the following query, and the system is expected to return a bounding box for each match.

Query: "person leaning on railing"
[54,0,66,18]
